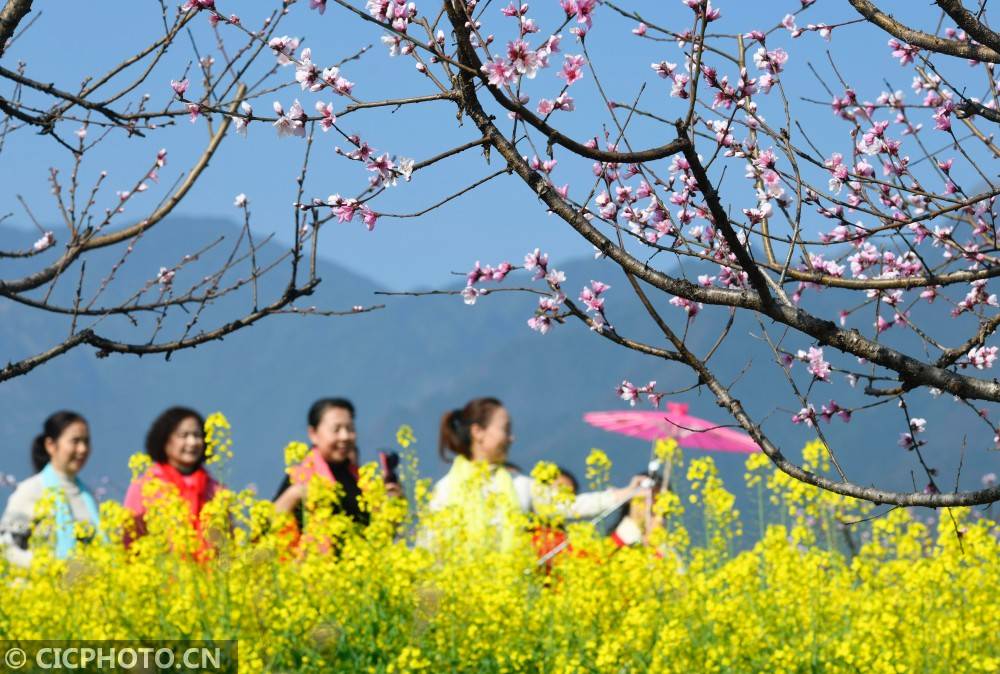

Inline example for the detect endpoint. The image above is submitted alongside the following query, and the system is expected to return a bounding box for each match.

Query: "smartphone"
[378,450,400,484]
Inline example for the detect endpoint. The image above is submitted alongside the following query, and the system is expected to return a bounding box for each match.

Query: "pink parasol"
[583,402,760,454]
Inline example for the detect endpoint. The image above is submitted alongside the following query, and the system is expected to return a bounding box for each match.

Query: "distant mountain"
[1,218,995,529]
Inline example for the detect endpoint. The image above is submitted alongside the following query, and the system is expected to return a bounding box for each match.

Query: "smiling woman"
[0,411,101,566]
[273,398,368,529]
[123,406,222,545]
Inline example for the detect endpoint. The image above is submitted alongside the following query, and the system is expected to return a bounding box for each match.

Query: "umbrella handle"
[533,490,637,569]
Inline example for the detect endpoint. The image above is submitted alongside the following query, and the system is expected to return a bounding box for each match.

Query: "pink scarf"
[289,448,357,486]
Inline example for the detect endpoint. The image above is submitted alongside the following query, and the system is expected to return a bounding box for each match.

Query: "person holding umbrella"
[584,401,760,548]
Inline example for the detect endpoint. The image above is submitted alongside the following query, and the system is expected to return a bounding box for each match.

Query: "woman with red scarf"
[124,407,221,550]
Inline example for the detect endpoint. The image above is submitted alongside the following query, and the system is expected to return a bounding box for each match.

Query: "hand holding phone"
[378,450,400,485]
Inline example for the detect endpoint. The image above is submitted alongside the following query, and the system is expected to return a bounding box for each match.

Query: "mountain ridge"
[1,217,994,524]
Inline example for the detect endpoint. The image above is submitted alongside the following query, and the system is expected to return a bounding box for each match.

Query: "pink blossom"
[341,137,374,162]
[327,194,359,222]
[579,280,609,312]
[360,205,379,231]
[670,74,690,98]
[632,23,647,36]
[482,57,518,87]
[968,345,998,370]
[272,100,307,138]
[320,66,354,96]
[180,0,214,10]
[755,149,777,170]
[538,293,565,313]
[316,101,336,132]
[295,48,320,91]
[753,47,788,74]
[186,103,201,123]
[234,101,253,136]
[333,200,359,222]
[381,35,403,56]
[545,268,566,285]
[501,3,521,17]
[157,267,175,289]
[310,0,328,13]
[683,0,720,21]
[888,38,919,66]
[268,36,301,66]
[616,380,639,406]
[791,405,817,428]
[820,400,851,423]
[669,296,702,318]
[467,260,513,285]
[32,231,54,252]
[797,346,831,381]
[899,418,926,449]
[590,280,610,294]
[507,39,540,78]
[366,153,396,184]
[170,79,189,97]
[932,103,954,131]
[651,61,677,79]
[528,314,552,334]
[810,23,832,40]
[561,0,596,28]
[462,286,481,305]
[553,93,574,111]
[524,248,549,280]
[536,34,561,69]
[558,54,586,85]
[367,0,416,31]
[954,279,999,316]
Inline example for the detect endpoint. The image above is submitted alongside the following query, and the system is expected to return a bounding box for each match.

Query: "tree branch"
[849,0,1000,62]
[0,0,32,59]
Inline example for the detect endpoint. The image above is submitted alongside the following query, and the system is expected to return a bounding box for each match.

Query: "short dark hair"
[556,465,579,493]
[31,411,87,472]
[145,407,205,466]
[307,398,355,428]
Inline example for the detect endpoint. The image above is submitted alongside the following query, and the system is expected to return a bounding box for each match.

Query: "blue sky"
[1,0,961,290]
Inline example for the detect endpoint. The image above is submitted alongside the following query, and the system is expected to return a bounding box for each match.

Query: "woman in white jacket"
[0,411,101,567]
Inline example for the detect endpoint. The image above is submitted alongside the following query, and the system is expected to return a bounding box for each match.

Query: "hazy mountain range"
[1,217,995,529]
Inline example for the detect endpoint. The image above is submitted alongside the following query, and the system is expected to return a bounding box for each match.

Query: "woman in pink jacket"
[123,407,221,550]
